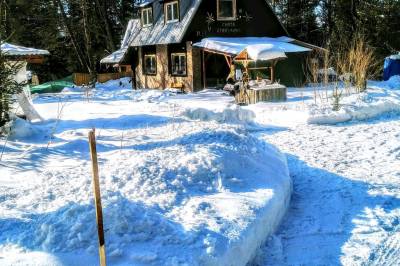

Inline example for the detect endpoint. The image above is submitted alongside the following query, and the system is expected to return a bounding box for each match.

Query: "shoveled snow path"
[256,114,400,265]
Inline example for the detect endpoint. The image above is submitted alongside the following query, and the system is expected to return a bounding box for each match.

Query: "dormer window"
[141,7,153,27]
[165,1,179,23]
[217,0,237,21]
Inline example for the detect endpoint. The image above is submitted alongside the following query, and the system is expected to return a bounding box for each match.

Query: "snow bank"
[0,126,291,266]
[307,77,400,124]
[131,89,174,103]
[1,117,45,140]
[0,79,291,266]
[184,105,256,124]
[379,75,400,89]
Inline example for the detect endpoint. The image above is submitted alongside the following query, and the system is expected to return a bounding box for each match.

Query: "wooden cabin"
[102,0,322,92]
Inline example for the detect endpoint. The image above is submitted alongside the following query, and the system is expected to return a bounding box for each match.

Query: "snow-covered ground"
[1,76,399,265]
[0,79,291,266]
[255,114,400,265]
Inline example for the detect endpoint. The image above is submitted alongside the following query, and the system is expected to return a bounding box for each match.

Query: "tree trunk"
[94,0,115,51]
[53,0,92,73]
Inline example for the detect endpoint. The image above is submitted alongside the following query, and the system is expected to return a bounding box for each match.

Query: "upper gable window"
[217,0,237,21]
[141,7,153,27]
[165,1,179,23]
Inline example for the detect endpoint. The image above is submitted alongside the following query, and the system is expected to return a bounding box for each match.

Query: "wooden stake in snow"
[88,129,107,266]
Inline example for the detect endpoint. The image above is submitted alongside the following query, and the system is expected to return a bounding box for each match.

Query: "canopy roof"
[193,37,311,61]
[1,43,50,56]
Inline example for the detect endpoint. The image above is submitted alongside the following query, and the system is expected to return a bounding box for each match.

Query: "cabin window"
[144,54,156,75]
[141,7,153,27]
[171,53,187,76]
[217,0,237,21]
[165,1,179,23]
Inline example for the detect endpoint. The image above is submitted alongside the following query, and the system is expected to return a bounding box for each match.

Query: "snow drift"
[308,76,400,124]
[183,105,256,124]
[0,80,291,266]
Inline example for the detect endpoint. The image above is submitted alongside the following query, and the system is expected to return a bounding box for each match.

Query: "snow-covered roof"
[1,43,50,56]
[193,37,311,60]
[388,53,400,60]
[101,19,141,64]
[244,44,287,61]
[136,0,156,7]
[129,0,202,46]
[100,48,129,64]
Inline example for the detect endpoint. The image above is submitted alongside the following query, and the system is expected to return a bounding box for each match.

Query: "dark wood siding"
[183,0,288,42]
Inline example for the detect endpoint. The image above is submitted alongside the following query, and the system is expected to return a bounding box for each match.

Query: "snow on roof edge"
[1,43,50,56]
[193,37,312,60]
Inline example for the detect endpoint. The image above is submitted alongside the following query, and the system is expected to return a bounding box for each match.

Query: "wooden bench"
[170,82,185,93]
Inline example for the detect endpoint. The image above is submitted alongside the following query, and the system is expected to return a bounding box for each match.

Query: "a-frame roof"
[128,0,288,47]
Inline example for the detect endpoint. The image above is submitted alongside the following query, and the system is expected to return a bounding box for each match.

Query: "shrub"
[0,50,24,127]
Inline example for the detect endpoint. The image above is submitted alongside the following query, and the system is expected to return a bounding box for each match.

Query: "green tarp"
[30,75,74,94]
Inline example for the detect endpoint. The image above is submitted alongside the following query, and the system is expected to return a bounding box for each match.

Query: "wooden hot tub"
[235,82,287,105]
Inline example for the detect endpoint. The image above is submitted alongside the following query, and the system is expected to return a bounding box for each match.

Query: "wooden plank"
[202,50,207,89]
[224,55,232,68]
[88,130,107,266]
[200,47,236,58]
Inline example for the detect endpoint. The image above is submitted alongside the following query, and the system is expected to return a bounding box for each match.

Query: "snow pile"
[184,104,256,124]
[131,89,174,103]
[0,125,291,265]
[388,53,400,60]
[0,80,291,266]
[1,117,45,140]
[306,78,400,124]
[308,90,400,124]
[378,75,400,89]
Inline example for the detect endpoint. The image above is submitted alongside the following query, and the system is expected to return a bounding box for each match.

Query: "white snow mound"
[308,78,400,124]
[2,117,45,140]
[0,122,291,266]
[184,105,256,124]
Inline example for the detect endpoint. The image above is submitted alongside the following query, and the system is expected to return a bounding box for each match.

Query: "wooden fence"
[73,72,133,86]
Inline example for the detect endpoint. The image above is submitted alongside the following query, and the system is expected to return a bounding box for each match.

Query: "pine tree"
[0,1,24,127]
[0,51,25,127]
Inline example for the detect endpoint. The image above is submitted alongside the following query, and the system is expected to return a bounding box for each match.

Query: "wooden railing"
[73,72,133,86]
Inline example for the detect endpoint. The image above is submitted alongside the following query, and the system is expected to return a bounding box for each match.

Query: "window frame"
[217,0,237,21]
[170,52,187,77]
[141,7,153,27]
[164,1,180,24]
[143,53,157,76]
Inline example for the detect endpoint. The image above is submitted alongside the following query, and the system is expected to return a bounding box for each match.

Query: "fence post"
[88,129,107,266]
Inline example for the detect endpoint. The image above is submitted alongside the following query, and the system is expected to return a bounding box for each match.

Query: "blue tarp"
[384,57,400,81]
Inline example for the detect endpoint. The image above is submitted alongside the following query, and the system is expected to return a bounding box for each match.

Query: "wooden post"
[88,129,107,266]
[271,60,277,83]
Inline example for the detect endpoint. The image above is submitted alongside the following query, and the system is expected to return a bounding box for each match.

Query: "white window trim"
[144,54,157,75]
[171,52,187,76]
[217,0,237,21]
[141,7,153,27]
[165,1,179,24]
